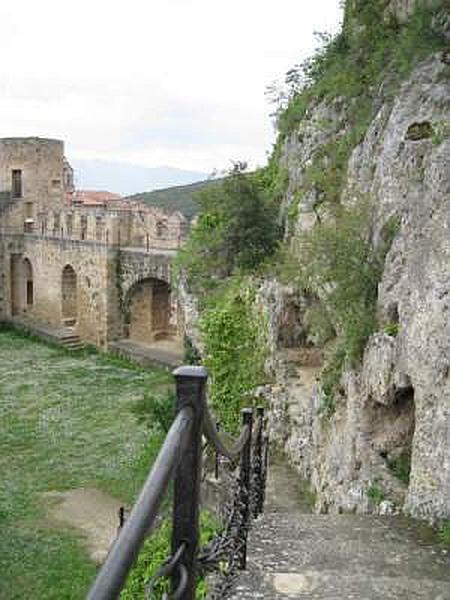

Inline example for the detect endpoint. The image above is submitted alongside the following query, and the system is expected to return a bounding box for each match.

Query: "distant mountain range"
[127,179,221,221]
[71,159,208,196]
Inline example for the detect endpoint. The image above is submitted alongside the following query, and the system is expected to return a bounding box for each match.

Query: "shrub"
[132,390,176,434]
[282,201,398,415]
[367,484,385,505]
[386,452,411,484]
[298,202,382,361]
[200,279,268,433]
[383,322,400,337]
[438,521,450,549]
[175,163,282,299]
[120,511,218,599]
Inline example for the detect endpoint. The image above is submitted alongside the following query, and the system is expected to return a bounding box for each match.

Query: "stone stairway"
[59,331,84,351]
[229,464,450,599]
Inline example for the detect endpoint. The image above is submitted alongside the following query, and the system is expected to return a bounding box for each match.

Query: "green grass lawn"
[0,327,173,599]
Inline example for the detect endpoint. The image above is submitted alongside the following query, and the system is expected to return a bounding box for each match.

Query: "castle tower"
[0,137,68,233]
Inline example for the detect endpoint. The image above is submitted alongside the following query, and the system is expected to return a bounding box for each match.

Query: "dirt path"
[43,488,123,564]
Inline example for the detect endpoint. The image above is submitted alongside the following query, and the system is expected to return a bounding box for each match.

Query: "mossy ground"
[0,327,172,599]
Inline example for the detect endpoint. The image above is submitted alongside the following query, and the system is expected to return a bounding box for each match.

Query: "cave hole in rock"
[405,121,433,141]
[373,384,415,486]
[278,292,324,368]
[384,302,400,335]
[387,302,399,325]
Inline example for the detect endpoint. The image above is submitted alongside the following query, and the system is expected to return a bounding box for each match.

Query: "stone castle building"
[0,137,188,353]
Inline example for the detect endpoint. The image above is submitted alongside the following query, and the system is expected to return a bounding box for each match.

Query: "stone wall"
[3,236,111,346]
[0,138,66,231]
[0,137,185,349]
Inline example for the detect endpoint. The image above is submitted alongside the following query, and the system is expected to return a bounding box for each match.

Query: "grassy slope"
[0,329,172,599]
[126,179,219,221]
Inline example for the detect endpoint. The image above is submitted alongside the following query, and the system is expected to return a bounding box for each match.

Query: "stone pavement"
[229,463,450,599]
[109,337,183,368]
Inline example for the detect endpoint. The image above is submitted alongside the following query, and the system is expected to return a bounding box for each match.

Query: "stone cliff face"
[348,0,439,23]
[178,0,450,524]
[265,46,450,523]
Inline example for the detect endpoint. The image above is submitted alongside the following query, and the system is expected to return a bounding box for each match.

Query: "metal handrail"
[86,365,267,600]
[87,406,194,600]
[203,408,251,460]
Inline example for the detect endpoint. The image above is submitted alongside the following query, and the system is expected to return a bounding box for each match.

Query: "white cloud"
[0,0,343,172]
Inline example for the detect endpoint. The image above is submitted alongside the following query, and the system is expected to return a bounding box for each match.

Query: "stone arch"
[62,264,77,325]
[124,277,172,344]
[120,260,171,297]
[156,220,168,238]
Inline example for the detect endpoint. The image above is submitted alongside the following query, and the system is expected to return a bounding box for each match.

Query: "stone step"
[230,567,450,599]
[227,511,450,599]
[59,335,84,351]
[243,512,450,580]
[63,344,84,351]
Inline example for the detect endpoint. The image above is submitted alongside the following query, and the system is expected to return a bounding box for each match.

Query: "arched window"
[23,258,33,308]
[156,221,168,238]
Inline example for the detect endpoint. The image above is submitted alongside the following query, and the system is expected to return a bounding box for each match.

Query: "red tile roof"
[70,190,122,206]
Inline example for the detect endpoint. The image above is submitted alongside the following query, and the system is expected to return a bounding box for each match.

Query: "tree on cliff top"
[176,162,281,298]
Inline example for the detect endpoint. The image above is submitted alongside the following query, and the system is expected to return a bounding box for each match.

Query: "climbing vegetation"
[274,1,447,141]
[200,279,268,433]
[175,164,279,432]
[276,203,400,415]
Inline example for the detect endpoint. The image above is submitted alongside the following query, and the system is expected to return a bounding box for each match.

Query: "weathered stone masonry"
[0,137,185,348]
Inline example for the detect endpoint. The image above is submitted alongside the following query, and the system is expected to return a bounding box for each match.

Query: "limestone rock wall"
[345,0,440,24]
[267,53,450,523]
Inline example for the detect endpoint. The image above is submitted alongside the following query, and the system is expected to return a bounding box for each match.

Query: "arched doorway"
[126,278,171,344]
[23,258,33,309]
[62,265,77,325]
[10,255,33,315]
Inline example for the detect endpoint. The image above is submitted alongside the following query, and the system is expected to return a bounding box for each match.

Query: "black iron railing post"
[238,408,253,570]
[261,432,269,512]
[214,421,220,480]
[253,406,264,518]
[171,365,207,600]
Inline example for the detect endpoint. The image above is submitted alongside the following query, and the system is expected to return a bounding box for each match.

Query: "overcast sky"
[0,0,343,174]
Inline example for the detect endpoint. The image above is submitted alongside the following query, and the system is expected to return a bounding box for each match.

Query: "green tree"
[176,163,281,298]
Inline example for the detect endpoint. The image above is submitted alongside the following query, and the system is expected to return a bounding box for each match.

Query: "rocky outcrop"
[267,52,450,523]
